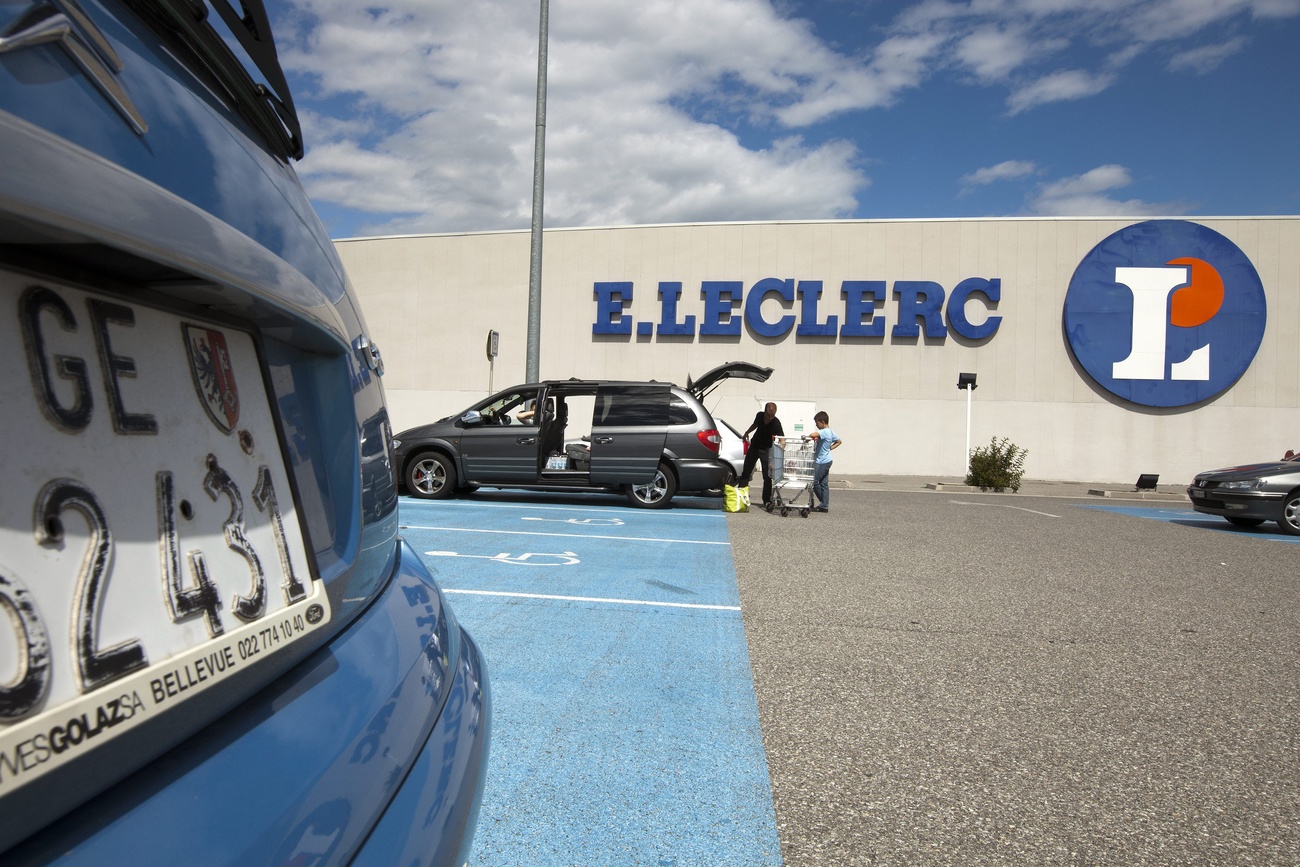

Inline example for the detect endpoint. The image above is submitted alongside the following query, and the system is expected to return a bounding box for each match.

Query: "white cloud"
[1122,0,1297,42]
[1026,165,1189,215]
[280,0,873,233]
[953,26,1035,83]
[271,0,1297,233]
[1168,37,1250,73]
[960,160,1038,190]
[1007,69,1117,114]
[897,0,1293,111]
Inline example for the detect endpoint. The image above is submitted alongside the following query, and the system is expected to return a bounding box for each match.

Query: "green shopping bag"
[724,484,750,513]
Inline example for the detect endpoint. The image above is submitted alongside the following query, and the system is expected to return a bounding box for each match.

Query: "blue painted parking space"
[399,493,781,866]
[1079,504,1300,544]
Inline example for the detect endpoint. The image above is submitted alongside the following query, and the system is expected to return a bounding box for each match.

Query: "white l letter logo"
[1112,266,1193,381]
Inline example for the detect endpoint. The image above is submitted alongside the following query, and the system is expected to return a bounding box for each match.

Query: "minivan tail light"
[697,429,721,453]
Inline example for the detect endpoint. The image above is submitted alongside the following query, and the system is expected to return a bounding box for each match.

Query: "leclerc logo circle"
[1063,220,1266,408]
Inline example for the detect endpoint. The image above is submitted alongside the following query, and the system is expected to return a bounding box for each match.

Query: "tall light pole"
[525,0,549,383]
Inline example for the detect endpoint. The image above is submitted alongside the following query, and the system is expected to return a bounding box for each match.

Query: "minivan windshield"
[473,389,540,425]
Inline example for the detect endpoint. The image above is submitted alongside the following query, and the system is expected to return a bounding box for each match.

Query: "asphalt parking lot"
[732,487,1300,866]
[404,484,1299,866]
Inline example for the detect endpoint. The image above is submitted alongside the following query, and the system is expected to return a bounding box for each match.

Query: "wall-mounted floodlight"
[958,372,977,475]
[1135,474,1159,491]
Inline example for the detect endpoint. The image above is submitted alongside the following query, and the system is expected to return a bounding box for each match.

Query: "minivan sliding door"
[588,385,669,485]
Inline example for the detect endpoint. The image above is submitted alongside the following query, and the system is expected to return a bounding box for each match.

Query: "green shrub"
[965,436,1028,492]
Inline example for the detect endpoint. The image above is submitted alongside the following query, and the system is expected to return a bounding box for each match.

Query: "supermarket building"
[337,216,1300,485]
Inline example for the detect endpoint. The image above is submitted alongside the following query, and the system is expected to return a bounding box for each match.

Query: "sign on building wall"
[588,219,1269,411]
[592,277,1003,341]
[1062,220,1267,408]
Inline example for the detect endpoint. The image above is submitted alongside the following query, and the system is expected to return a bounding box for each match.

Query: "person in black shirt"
[740,402,784,509]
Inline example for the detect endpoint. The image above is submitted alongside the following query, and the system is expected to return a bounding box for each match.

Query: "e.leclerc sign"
[1063,220,1266,408]
[593,278,1003,341]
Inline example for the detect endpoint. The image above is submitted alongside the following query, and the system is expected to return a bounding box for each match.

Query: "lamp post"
[957,372,977,476]
[525,0,549,384]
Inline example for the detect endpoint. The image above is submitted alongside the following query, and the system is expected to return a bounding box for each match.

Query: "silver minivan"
[393,362,772,508]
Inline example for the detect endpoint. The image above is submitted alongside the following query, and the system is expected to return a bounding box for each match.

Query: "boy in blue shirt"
[808,411,842,512]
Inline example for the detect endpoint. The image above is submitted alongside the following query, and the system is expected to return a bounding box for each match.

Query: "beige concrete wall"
[337,217,1300,485]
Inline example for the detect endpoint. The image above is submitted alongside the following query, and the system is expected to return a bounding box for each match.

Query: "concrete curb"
[828,475,1189,502]
[1084,488,1186,500]
[926,483,1183,501]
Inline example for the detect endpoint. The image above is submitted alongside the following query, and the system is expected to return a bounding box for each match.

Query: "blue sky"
[266,0,1300,239]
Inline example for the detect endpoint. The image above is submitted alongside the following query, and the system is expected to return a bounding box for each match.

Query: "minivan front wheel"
[626,462,676,508]
[406,451,456,499]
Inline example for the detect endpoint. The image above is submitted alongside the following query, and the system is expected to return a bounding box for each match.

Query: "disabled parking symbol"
[424,550,581,566]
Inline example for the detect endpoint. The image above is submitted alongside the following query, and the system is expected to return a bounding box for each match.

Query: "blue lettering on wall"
[946,278,1002,340]
[744,278,795,338]
[841,281,886,338]
[657,282,696,336]
[593,282,632,335]
[596,277,1003,343]
[700,281,743,336]
[796,281,838,337]
[892,281,948,339]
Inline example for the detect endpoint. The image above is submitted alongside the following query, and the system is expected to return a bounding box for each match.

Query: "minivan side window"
[667,396,698,425]
[594,385,669,427]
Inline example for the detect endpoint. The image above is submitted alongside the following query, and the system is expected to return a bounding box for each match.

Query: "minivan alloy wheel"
[626,463,676,508]
[407,452,456,499]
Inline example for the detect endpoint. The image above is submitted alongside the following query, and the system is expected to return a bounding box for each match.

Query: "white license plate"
[0,273,330,795]
[1190,488,1206,498]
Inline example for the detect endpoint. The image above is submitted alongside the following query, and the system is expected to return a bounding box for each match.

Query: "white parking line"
[401,499,724,518]
[950,500,1062,518]
[443,588,741,611]
[401,524,731,545]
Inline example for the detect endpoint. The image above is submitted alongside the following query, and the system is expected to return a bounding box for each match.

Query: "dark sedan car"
[1187,455,1300,534]
[393,362,771,508]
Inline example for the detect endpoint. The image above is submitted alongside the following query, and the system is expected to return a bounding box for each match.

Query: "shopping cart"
[769,437,816,517]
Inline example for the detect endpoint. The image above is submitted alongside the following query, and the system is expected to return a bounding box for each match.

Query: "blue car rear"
[0,1,488,863]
